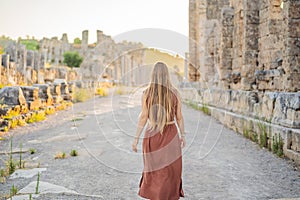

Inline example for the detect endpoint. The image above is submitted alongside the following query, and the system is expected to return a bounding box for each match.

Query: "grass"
[95,87,108,97]
[115,86,124,95]
[73,88,93,103]
[186,100,200,110]
[8,137,16,175]
[243,120,284,158]
[0,168,6,183]
[10,184,18,198]
[186,100,211,115]
[258,121,268,148]
[29,148,36,154]
[71,117,83,122]
[0,101,72,133]
[10,119,18,129]
[17,118,26,126]
[19,143,23,169]
[272,134,284,157]
[200,104,211,115]
[243,125,249,139]
[26,112,46,123]
[35,172,40,194]
[0,137,19,183]
[54,152,66,159]
[3,126,9,132]
[45,106,55,115]
[250,132,258,143]
[3,107,20,120]
[70,149,78,157]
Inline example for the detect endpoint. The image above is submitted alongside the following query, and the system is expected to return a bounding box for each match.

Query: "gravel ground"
[0,93,299,200]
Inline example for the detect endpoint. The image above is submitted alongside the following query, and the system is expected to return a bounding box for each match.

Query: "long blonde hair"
[144,62,176,133]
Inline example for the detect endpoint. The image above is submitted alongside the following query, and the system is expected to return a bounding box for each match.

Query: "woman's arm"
[132,93,148,152]
[176,94,186,148]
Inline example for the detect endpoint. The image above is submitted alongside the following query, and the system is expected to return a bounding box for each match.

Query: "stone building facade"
[188,0,300,165]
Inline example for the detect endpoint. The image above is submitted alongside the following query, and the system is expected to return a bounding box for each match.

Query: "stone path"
[0,92,299,200]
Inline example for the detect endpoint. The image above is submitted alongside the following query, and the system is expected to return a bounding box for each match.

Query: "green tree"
[73,38,81,44]
[20,39,39,51]
[63,51,83,68]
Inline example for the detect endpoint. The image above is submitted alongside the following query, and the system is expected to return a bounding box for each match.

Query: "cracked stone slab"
[270,199,300,200]
[8,194,39,200]
[18,181,78,195]
[10,168,47,179]
[17,181,104,199]
[28,134,87,144]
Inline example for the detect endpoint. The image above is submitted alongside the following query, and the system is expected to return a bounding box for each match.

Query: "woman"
[132,62,186,200]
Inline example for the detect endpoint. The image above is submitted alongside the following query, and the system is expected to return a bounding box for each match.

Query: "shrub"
[20,39,39,51]
[29,148,36,154]
[70,149,78,157]
[115,87,124,95]
[95,87,108,97]
[45,106,55,115]
[73,88,93,102]
[17,118,26,126]
[26,112,46,123]
[10,119,18,129]
[63,51,83,68]
[54,152,66,159]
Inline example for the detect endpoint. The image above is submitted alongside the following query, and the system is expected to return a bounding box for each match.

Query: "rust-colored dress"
[138,93,184,200]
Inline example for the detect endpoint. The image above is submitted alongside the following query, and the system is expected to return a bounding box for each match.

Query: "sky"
[0,0,189,46]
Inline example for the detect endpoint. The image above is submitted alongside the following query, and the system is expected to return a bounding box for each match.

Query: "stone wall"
[38,30,145,83]
[188,0,300,165]
[189,0,300,92]
[1,30,145,86]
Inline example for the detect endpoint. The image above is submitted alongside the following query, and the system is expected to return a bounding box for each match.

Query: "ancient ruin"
[0,30,147,132]
[1,30,145,86]
[188,0,300,164]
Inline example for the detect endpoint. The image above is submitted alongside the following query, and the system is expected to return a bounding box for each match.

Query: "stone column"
[5,54,10,81]
[26,50,33,69]
[37,51,42,84]
[126,56,130,86]
[62,33,68,43]
[121,55,125,85]
[282,0,300,91]
[231,0,244,88]
[257,0,284,91]
[61,33,69,60]
[240,0,259,90]
[220,7,234,89]
[82,30,88,54]
[189,0,202,82]
[130,56,135,86]
[184,52,189,83]
[97,30,104,44]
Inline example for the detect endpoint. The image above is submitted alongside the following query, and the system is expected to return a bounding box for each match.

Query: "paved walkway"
[0,92,299,200]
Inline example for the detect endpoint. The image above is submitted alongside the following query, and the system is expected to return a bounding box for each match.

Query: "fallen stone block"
[33,84,53,106]
[0,86,27,106]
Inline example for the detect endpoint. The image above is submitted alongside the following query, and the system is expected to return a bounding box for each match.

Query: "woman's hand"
[180,136,186,148]
[132,138,139,152]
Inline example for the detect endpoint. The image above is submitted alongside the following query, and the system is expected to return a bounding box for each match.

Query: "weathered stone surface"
[20,86,42,110]
[273,93,300,128]
[50,84,63,103]
[245,10,259,24]
[0,86,26,106]
[10,168,47,179]
[33,84,53,106]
